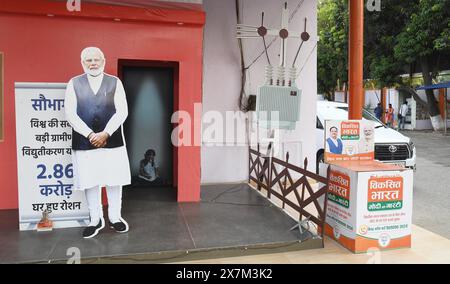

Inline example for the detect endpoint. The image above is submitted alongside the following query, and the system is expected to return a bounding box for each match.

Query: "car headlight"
[408,141,415,156]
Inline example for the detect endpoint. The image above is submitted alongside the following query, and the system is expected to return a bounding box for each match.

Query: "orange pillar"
[439,89,445,119]
[381,88,387,123]
[348,0,364,120]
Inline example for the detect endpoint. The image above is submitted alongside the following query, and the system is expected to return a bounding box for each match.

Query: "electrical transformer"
[257,66,301,130]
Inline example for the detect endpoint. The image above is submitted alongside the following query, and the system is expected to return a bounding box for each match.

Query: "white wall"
[366,90,382,109]
[201,0,318,183]
[334,91,346,103]
[334,87,450,131]
[335,90,382,109]
[416,88,450,130]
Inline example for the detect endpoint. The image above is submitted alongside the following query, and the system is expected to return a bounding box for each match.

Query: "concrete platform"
[176,225,450,264]
[0,184,323,264]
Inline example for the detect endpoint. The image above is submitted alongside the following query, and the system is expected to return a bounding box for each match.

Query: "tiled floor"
[0,184,321,263]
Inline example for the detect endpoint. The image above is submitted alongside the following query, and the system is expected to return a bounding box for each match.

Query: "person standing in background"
[398,101,409,130]
[374,103,383,120]
[386,104,394,128]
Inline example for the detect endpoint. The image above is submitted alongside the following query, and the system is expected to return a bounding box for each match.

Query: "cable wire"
[237,0,306,111]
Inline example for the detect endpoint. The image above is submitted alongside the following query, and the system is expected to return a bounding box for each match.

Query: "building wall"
[201,0,318,183]
[0,0,319,209]
[336,88,450,130]
[0,1,204,209]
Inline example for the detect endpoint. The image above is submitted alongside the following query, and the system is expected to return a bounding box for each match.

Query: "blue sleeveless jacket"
[327,138,343,154]
[71,74,124,150]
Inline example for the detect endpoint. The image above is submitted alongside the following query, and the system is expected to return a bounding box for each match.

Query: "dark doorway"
[120,62,175,189]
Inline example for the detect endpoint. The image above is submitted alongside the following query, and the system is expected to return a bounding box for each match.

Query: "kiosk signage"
[324,120,375,163]
[323,120,413,253]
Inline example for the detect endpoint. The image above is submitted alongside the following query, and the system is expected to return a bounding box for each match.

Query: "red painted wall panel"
[0,4,204,209]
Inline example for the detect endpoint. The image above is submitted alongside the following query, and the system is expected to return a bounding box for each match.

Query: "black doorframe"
[118,59,180,188]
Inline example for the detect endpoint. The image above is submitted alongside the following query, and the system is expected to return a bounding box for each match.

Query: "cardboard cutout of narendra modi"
[64,47,131,238]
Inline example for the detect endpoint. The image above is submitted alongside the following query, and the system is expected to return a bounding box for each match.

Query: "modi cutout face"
[81,47,105,77]
[363,126,374,141]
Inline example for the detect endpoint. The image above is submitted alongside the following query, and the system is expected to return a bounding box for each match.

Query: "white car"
[316,101,416,172]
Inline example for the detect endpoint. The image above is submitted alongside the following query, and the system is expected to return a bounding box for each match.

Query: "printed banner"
[15,83,89,231]
[325,167,357,250]
[324,120,375,163]
[328,170,351,209]
[355,171,412,252]
[324,163,413,253]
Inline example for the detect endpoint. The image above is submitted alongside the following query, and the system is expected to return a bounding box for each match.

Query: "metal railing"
[249,144,330,242]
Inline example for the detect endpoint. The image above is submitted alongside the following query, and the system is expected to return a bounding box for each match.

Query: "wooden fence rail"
[249,144,330,241]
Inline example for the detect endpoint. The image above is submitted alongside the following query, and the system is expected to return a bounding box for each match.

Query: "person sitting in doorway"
[138,149,161,185]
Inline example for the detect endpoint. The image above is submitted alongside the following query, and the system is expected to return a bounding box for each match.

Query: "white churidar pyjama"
[85,185,123,225]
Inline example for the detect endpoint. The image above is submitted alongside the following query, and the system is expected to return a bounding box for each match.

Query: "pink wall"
[0,0,204,209]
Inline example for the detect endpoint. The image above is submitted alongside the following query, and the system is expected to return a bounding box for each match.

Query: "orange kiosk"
[321,120,413,253]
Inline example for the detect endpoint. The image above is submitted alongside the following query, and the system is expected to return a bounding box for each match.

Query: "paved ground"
[178,225,450,264]
[404,130,450,239]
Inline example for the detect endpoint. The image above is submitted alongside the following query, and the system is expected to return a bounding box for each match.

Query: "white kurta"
[65,73,131,191]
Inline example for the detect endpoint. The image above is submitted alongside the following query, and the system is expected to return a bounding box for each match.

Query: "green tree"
[365,0,411,87]
[317,0,348,99]
[318,0,450,128]
[393,0,450,124]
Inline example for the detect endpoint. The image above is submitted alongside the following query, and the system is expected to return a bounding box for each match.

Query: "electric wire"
[244,0,305,70]
[237,0,306,111]
[78,241,304,263]
[292,18,308,67]
[261,12,271,66]
[298,42,317,75]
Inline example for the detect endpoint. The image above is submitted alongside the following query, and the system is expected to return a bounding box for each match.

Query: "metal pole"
[348,0,364,120]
